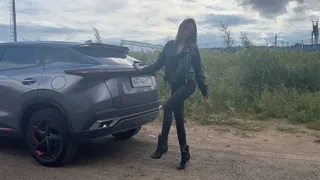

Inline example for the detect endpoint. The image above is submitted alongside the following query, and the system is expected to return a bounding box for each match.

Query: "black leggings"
[160,80,197,146]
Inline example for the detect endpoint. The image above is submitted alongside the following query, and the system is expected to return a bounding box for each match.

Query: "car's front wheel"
[112,126,141,140]
[25,108,78,167]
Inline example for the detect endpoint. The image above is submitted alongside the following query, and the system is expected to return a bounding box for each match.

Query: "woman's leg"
[174,101,190,170]
[160,102,173,141]
[150,81,196,160]
[173,81,196,170]
[174,101,186,146]
[150,88,176,159]
[160,81,195,141]
[149,101,173,159]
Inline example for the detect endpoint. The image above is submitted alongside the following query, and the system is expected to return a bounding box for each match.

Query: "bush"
[129,49,320,125]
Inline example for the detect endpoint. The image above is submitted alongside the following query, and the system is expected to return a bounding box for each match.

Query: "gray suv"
[0,41,160,167]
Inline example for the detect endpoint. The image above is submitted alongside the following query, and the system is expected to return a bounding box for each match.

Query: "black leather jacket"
[138,40,210,97]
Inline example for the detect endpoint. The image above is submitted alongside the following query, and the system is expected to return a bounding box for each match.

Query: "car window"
[40,47,95,64]
[0,47,41,71]
[73,46,137,66]
[40,48,69,64]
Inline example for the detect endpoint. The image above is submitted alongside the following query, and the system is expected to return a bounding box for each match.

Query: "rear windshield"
[73,46,138,66]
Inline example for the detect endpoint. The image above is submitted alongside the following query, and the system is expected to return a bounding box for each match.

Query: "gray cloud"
[197,29,312,47]
[285,0,320,22]
[300,0,320,11]
[158,33,222,48]
[287,15,308,22]
[0,24,90,41]
[16,8,39,15]
[237,27,313,45]
[15,0,39,15]
[281,30,313,43]
[162,35,175,43]
[238,0,304,18]
[267,30,313,45]
[198,33,222,47]
[0,23,124,45]
[54,0,129,13]
[205,6,227,11]
[293,4,307,13]
[1,0,317,47]
[200,14,256,27]
[166,17,181,24]
[92,0,128,13]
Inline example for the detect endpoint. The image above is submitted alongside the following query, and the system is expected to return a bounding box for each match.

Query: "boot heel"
[150,148,168,159]
[150,135,168,159]
[177,145,190,170]
[186,159,190,165]
[177,158,190,170]
[187,159,190,166]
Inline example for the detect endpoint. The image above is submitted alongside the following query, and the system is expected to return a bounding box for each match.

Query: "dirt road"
[1,122,320,180]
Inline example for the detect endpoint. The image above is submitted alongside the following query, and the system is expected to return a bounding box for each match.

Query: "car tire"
[112,126,141,140]
[25,108,78,167]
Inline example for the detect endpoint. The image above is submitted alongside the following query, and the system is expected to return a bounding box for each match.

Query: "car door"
[0,46,43,132]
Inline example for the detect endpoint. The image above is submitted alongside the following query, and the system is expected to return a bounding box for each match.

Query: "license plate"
[131,76,153,88]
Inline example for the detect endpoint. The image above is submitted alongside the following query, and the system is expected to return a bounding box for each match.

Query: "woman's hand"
[133,64,140,70]
[133,62,142,71]
[204,95,211,104]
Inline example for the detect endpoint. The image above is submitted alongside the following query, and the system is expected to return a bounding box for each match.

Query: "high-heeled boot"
[150,135,168,159]
[177,145,190,170]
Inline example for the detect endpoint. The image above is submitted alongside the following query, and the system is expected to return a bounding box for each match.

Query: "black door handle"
[22,78,36,85]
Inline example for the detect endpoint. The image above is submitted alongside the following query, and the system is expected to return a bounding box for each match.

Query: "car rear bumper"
[72,101,161,140]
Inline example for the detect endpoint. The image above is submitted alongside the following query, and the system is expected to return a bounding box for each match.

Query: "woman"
[133,18,210,170]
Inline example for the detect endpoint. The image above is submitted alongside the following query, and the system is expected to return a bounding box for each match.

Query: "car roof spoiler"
[73,42,130,54]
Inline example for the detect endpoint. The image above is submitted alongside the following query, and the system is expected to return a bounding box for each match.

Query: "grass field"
[129,48,320,130]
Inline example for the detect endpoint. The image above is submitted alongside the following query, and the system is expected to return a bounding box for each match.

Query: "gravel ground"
[1,122,320,180]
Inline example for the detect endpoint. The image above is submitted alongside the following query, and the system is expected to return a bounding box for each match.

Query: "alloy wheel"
[31,119,62,160]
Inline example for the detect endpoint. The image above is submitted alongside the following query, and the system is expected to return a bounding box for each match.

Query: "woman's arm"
[137,51,166,74]
[191,46,210,97]
[136,41,174,74]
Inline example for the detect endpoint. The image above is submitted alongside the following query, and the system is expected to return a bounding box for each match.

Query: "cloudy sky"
[0,0,319,47]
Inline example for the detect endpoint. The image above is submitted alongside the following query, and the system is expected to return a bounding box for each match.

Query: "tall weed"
[129,49,320,126]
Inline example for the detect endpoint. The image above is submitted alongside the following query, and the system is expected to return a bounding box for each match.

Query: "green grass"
[129,49,320,130]
[306,121,320,131]
[277,126,298,133]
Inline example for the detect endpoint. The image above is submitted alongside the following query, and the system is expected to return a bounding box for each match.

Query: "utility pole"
[9,0,17,42]
[311,18,319,45]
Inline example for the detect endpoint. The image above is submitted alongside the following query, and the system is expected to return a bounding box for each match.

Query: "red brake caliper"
[32,129,43,156]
